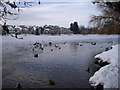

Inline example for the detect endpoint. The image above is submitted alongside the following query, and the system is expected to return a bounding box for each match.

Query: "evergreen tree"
[70,23,74,31]
[35,28,40,35]
[40,27,44,34]
[70,22,79,34]
[0,0,41,38]
[73,22,79,34]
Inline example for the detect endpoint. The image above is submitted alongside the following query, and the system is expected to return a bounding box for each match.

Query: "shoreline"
[2,35,119,88]
[89,44,119,89]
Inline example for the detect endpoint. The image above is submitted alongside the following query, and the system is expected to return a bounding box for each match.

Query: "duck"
[59,47,61,49]
[34,54,38,58]
[16,83,22,90]
[91,42,96,45]
[55,45,59,48]
[32,48,34,51]
[40,47,44,50]
[86,67,90,73]
[49,80,55,85]
[51,49,53,51]
[63,41,66,44]
[80,44,83,46]
[49,42,52,46]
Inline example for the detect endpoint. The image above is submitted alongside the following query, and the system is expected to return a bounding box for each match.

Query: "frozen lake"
[2,35,118,88]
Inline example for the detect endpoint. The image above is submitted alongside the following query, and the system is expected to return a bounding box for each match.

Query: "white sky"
[6,0,99,28]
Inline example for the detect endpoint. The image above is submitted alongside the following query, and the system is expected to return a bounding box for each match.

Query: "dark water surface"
[2,41,117,88]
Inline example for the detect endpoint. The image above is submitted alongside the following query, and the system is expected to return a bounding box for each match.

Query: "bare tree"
[0,0,40,38]
[0,0,40,24]
[90,1,120,34]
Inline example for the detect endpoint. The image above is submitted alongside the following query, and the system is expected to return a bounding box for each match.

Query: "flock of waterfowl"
[15,40,113,89]
[32,41,113,58]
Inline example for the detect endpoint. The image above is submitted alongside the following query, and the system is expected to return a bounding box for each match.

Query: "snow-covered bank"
[89,44,119,88]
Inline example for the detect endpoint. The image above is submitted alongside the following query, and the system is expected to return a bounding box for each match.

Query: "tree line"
[69,1,120,34]
[0,0,120,35]
[90,1,120,34]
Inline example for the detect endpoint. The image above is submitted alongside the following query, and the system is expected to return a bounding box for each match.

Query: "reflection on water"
[70,42,79,52]
[2,41,118,88]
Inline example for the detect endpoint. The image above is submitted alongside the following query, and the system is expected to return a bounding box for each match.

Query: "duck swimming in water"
[86,67,90,73]
[16,83,21,90]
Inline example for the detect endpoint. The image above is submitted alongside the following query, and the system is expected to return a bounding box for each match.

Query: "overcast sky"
[7,0,99,28]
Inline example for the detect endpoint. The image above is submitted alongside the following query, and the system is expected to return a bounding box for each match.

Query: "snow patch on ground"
[89,44,119,88]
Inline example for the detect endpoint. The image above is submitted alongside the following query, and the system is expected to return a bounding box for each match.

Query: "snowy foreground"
[89,44,119,88]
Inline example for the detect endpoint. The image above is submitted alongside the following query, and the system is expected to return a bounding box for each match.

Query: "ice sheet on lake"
[89,44,119,88]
